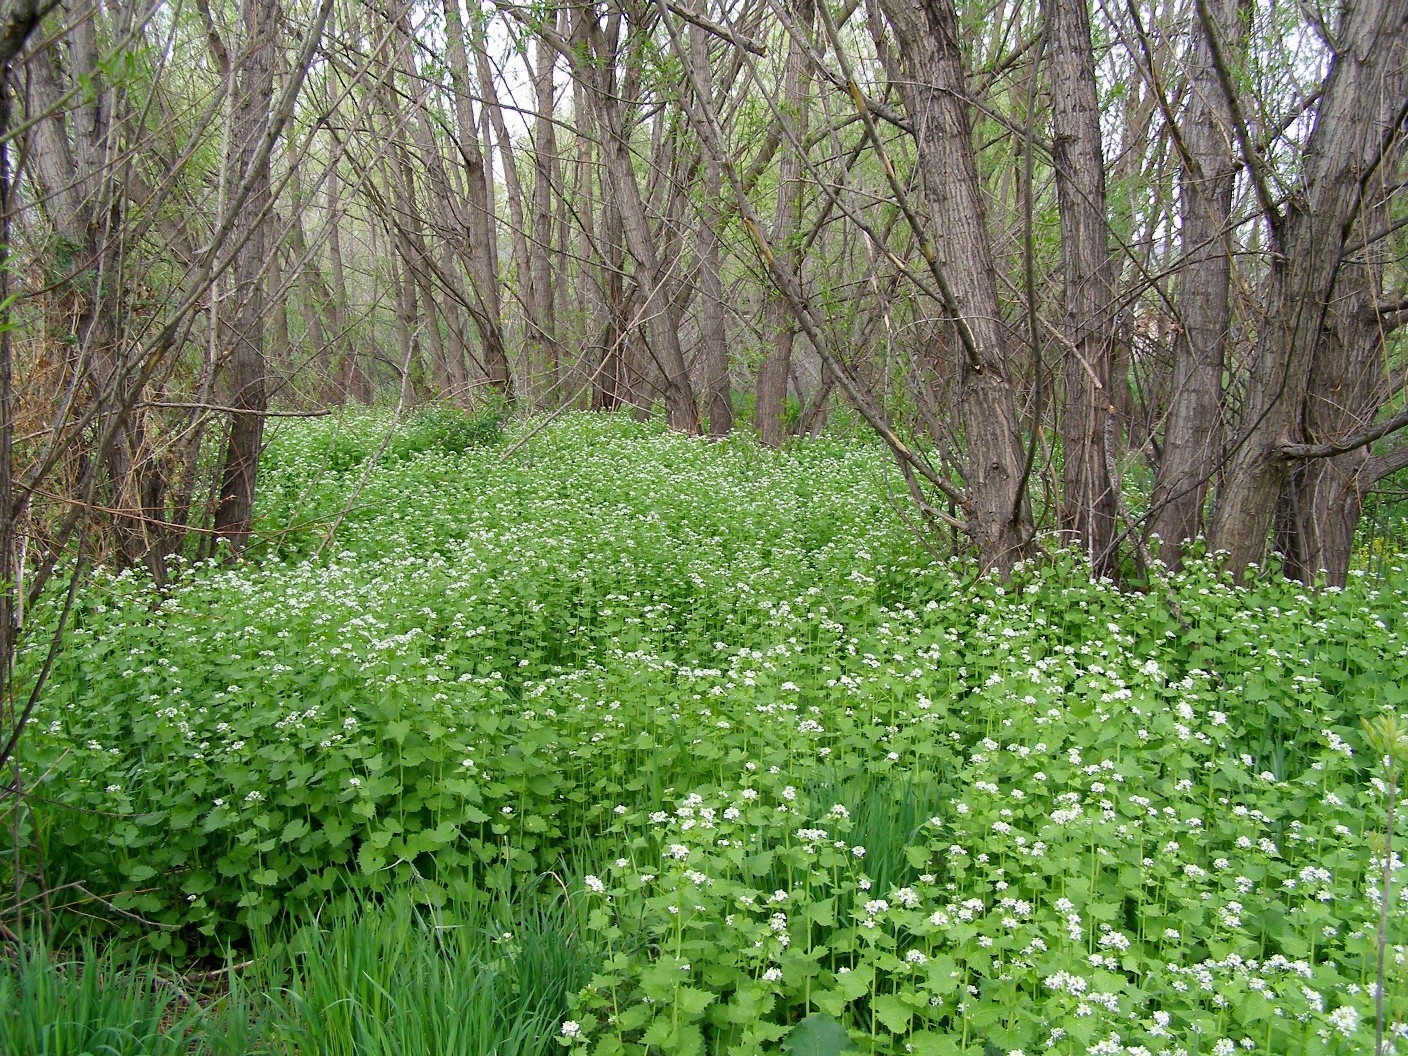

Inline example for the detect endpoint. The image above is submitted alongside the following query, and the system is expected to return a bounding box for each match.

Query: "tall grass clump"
[268,888,590,1056]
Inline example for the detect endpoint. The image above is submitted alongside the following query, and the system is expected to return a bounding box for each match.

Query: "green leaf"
[676,986,715,1017]
[280,818,309,843]
[833,965,873,1002]
[870,993,912,1033]
[784,1014,852,1056]
[357,844,386,875]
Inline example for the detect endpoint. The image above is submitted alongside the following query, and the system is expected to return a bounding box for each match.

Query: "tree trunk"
[213,0,278,554]
[575,8,698,432]
[529,30,558,403]
[442,0,511,399]
[1210,0,1408,573]
[757,0,811,447]
[688,11,732,437]
[1046,0,1118,575]
[1146,0,1244,566]
[1274,191,1396,586]
[875,0,1034,573]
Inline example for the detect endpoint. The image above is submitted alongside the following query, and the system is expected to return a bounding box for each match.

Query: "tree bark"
[874,0,1034,573]
[1210,0,1408,574]
[441,0,511,399]
[757,0,811,447]
[529,29,559,403]
[213,0,279,554]
[1274,192,1396,586]
[688,10,732,436]
[1046,0,1119,576]
[574,6,698,432]
[1146,0,1244,566]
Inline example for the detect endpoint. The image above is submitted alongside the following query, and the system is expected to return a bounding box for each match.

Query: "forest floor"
[4,411,1407,1055]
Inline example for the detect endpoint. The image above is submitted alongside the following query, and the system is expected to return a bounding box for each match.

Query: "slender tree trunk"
[688,11,732,436]
[757,0,811,447]
[474,22,534,390]
[530,30,558,403]
[575,9,698,432]
[1046,0,1118,575]
[213,0,278,553]
[442,0,511,398]
[1146,0,1243,565]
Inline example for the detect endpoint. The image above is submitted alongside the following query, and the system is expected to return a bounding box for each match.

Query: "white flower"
[560,1020,582,1039]
[1328,1005,1359,1038]
[762,966,783,982]
[584,875,605,893]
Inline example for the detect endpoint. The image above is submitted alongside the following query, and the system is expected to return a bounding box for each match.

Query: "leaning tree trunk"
[213,0,278,554]
[875,0,1034,573]
[1146,0,1244,566]
[1209,0,1408,574]
[1046,0,1119,576]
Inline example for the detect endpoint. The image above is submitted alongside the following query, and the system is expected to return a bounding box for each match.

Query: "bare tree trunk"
[442,0,511,399]
[529,30,558,403]
[213,0,278,553]
[573,7,698,432]
[474,21,534,393]
[688,11,732,436]
[1146,0,1243,565]
[757,0,811,447]
[325,162,361,404]
[1274,190,1397,586]
[1210,0,1408,573]
[28,2,166,572]
[875,0,1034,572]
[1046,0,1118,575]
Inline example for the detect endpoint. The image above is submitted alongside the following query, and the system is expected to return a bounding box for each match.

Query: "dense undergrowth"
[4,412,1407,1055]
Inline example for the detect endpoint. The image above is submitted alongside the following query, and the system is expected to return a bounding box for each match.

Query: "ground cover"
[5,413,1406,1055]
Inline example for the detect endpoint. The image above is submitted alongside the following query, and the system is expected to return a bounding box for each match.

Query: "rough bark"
[1210,0,1408,573]
[213,0,279,554]
[1046,0,1118,575]
[442,0,511,398]
[1274,194,1396,586]
[757,0,811,447]
[28,0,165,573]
[1146,0,1244,565]
[688,11,732,436]
[874,0,1034,573]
